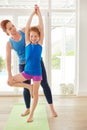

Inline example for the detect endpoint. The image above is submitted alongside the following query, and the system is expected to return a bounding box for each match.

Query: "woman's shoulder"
[18,30,25,35]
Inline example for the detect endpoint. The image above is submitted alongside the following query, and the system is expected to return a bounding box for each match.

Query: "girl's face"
[29,31,40,44]
[6,22,17,35]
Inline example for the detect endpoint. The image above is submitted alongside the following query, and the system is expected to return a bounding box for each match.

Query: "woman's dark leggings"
[19,58,53,109]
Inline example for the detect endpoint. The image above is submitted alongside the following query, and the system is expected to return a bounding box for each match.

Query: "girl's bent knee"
[7,81,13,86]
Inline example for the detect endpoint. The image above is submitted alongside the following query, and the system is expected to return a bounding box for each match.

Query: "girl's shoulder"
[37,43,43,47]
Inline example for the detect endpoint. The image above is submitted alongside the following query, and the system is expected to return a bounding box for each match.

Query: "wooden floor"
[0,95,87,130]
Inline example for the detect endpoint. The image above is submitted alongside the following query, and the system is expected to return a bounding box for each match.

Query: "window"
[0,0,77,95]
[51,3,76,95]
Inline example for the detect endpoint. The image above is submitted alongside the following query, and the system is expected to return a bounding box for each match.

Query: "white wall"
[77,0,87,95]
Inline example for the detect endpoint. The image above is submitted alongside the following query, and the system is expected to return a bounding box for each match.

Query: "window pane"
[51,12,76,27]
[0,0,48,9]
[51,12,76,95]
[52,0,76,9]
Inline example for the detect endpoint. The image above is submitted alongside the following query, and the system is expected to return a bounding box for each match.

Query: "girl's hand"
[31,9,36,16]
[34,5,40,15]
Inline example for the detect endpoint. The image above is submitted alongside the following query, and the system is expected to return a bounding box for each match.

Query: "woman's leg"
[27,81,40,122]
[41,58,57,117]
[19,64,31,116]
[21,88,31,116]
[20,87,30,116]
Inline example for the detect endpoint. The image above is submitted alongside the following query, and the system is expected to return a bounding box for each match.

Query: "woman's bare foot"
[21,109,30,116]
[49,104,58,117]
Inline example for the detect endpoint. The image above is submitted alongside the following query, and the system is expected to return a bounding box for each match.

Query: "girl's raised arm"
[25,10,36,44]
[35,5,44,45]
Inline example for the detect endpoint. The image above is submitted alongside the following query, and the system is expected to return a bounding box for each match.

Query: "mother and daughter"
[1,5,57,122]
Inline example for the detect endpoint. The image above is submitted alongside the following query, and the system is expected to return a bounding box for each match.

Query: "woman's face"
[30,31,40,44]
[6,22,17,35]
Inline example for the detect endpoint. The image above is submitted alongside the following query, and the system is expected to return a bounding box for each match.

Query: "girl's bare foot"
[52,110,58,117]
[21,109,30,116]
[27,115,33,122]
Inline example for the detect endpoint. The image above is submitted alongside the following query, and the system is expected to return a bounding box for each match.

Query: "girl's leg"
[19,64,31,116]
[8,73,33,97]
[27,81,40,122]
[41,58,57,117]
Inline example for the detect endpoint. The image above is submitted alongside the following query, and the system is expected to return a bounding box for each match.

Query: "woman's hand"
[7,74,14,86]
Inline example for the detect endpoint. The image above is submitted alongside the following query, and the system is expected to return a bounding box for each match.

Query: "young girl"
[7,5,44,122]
